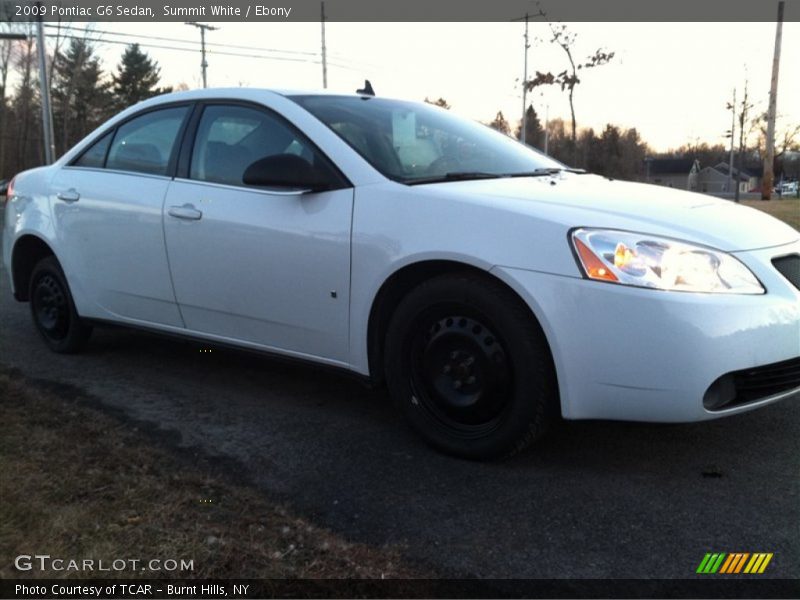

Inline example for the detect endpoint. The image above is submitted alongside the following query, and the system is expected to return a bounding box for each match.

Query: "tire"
[28,256,92,353]
[384,272,557,460]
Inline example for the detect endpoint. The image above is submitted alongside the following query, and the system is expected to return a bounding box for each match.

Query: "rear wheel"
[29,256,92,353]
[384,272,557,460]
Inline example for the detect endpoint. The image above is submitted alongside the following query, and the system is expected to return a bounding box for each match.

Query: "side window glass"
[74,131,112,168]
[106,106,188,176]
[190,105,332,188]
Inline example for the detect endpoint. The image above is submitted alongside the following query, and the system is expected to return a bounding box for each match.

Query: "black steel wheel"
[385,272,557,460]
[409,312,512,438]
[29,256,92,353]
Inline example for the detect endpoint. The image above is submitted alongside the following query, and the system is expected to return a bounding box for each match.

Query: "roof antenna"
[356,80,375,96]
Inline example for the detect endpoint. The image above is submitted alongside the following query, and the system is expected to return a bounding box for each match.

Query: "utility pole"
[35,7,55,164]
[734,81,752,204]
[544,102,549,155]
[762,0,784,200]
[512,9,545,144]
[520,13,529,143]
[726,88,736,195]
[185,22,218,88]
[320,2,328,89]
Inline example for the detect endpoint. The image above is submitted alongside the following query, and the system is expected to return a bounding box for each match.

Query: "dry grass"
[742,198,800,231]
[0,367,418,580]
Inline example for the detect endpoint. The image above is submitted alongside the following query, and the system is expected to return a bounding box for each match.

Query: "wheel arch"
[366,260,558,392]
[11,234,57,301]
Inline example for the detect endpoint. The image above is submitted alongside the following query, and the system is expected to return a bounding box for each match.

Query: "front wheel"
[29,256,92,353]
[384,273,557,460]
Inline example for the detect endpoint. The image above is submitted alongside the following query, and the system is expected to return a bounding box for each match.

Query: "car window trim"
[175,99,352,191]
[61,165,175,182]
[172,176,318,197]
[66,101,195,178]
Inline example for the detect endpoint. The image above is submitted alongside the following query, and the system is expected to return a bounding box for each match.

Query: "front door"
[162,103,353,363]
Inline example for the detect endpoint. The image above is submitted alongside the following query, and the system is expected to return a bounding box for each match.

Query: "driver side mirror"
[242,154,330,192]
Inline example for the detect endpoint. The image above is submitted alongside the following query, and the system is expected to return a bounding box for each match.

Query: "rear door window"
[74,131,113,168]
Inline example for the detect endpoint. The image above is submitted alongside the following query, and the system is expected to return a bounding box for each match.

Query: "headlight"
[570,228,764,294]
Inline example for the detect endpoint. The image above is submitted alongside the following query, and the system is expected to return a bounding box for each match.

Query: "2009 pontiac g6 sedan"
[4,88,800,459]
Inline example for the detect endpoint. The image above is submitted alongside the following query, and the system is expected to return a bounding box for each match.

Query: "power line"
[44,24,320,58]
[45,33,315,63]
[44,23,376,70]
[43,32,361,72]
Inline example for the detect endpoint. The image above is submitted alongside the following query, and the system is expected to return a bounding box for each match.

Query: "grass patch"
[742,198,800,231]
[0,367,417,580]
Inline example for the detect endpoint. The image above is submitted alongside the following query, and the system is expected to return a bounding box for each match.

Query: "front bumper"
[492,240,800,422]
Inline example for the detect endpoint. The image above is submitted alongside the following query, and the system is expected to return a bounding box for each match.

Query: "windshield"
[289,95,564,184]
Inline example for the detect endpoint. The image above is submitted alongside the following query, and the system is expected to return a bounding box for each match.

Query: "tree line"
[475,104,649,181]
[480,104,798,183]
[1,28,171,180]
[2,27,797,185]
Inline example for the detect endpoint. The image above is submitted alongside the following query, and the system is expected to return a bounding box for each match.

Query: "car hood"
[434,173,798,252]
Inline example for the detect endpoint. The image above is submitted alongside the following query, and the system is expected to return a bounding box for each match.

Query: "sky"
[41,21,800,152]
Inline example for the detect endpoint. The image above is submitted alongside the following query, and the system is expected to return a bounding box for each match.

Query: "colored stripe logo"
[697,552,773,574]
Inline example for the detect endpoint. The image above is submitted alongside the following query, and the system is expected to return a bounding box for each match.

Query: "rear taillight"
[4,177,15,204]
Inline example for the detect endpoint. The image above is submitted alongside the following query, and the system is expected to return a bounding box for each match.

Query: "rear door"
[162,102,354,363]
[51,104,192,326]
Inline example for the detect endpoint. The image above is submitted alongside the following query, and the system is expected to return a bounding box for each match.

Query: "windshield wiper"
[406,171,503,185]
[405,167,586,185]
[507,167,586,177]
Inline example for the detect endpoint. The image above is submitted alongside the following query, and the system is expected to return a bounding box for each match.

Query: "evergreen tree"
[52,38,112,154]
[488,111,511,135]
[112,43,171,109]
[514,104,545,149]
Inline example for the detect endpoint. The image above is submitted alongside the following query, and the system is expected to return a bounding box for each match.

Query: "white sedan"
[4,88,800,459]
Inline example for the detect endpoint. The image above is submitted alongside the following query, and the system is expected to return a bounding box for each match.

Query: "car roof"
[142,87,372,106]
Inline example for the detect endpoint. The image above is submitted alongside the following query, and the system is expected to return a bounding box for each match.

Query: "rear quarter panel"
[3,167,59,297]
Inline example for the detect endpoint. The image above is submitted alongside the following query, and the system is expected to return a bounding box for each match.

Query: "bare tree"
[0,25,16,177]
[424,97,451,110]
[12,31,40,168]
[525,24,614,163]
[753,111,800,164]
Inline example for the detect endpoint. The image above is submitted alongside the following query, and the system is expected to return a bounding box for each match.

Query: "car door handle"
[168,204,203,220]
[56,189,80,203]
